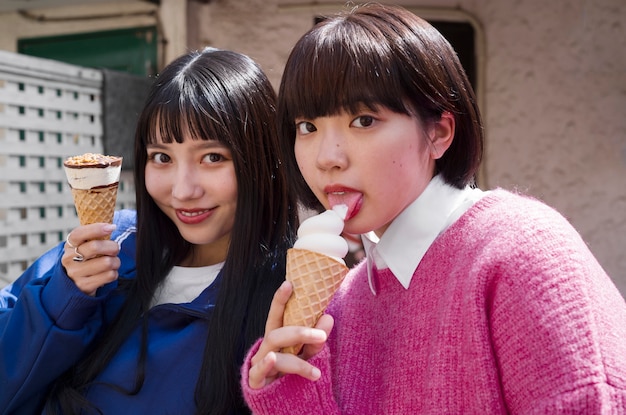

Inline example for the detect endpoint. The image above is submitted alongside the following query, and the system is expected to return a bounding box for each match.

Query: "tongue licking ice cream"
[282,205,350,355]
[63,153,122,236]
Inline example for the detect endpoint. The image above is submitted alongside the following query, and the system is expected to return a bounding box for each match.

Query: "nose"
[316,129,348,171]
[171,165,204,201]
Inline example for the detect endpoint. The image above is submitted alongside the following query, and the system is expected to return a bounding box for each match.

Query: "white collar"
[362,175,485,295]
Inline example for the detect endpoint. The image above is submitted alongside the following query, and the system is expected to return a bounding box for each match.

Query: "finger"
[64,247,119,269]
[73,239,121,261]
[67,223,117,246]
[64,253,121,277]
[301,314,334,360]
[271,352,322,382]
[315,313,334,336]
[62,241,119,269]
[63,254,121,296]
[265,280,293,333]
[255,325,327,364]
[249,350,322,390]
[249,351,278,389]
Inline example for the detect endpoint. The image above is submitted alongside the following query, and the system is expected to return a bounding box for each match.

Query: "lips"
[176,208,213,224]
[325,185,362,221]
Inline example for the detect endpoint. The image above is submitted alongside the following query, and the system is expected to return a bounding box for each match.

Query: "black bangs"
[281,20,411,122]
[142,73,235,148]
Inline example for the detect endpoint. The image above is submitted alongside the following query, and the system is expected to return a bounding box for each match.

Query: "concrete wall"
[478,0,626,296]
[1,0,624,296]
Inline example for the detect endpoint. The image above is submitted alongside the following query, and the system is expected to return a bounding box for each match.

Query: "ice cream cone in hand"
[282,207,349,355]
[63,153,122,239]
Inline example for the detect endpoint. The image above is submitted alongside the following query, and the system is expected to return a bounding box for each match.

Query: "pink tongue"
[328,192,362,220]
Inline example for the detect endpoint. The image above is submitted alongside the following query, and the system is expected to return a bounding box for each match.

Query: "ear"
[428,111,455,160]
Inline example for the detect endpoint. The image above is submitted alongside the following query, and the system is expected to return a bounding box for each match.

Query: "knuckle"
[264,330,281,348]
[99,255,120,269]
[103,270,119,283]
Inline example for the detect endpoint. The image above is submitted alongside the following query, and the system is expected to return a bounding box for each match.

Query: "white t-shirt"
[151,262,223,307]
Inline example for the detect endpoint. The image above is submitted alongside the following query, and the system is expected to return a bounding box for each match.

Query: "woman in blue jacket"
[0,47,297,414]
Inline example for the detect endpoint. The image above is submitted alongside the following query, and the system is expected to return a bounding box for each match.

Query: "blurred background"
[0,0,624,298]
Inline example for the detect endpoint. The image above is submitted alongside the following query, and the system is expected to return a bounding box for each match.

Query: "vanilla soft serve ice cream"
[282,205,350,354]
[293,205,349,265]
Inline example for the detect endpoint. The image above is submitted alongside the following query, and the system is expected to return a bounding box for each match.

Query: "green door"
[18,26,157,77]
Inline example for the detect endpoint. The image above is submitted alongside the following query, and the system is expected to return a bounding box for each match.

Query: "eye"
[351,115,375,128]
[203,153,224,163]
[148,152,170,164]
[295,121,317,135]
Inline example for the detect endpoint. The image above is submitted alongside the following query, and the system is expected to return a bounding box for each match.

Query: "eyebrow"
[147,140,226,150]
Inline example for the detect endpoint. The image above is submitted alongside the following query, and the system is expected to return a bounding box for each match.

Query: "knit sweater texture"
[241,189,626,414]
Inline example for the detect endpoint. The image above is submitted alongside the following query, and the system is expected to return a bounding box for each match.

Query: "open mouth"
[327,190,362,221]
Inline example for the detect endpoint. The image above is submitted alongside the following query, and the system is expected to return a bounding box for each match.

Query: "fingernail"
[103,224,117,233]
[311,367,321,380]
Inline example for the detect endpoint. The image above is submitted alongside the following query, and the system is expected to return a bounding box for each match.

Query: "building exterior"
[0,0,624,297]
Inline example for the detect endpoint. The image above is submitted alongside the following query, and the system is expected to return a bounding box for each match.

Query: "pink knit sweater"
[242,190,626,414]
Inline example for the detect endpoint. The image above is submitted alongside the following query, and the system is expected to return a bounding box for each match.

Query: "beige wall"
[1,0,624,296]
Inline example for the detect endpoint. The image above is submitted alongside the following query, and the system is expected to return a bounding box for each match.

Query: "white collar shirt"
[361,175,486,295]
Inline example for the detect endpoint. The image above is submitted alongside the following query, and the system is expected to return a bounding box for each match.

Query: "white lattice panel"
[0,51,135,286]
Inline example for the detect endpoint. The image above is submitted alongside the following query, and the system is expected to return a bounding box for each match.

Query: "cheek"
[217,167,239,204]
[294,142,303,163]
[225,177,238,204]
[294,143,311,175]
[144,168,166,200]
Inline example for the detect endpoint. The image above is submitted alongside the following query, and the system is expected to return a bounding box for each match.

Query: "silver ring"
[72,247,85,262]
[66,233,84,262]
[65,233,76,248]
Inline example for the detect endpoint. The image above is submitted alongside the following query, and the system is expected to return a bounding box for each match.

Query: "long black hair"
[278,3,484,211]
[47,48,298,414]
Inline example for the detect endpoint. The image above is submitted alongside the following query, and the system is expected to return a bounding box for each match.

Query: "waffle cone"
[70,184,118,239]
[282,248,348,355]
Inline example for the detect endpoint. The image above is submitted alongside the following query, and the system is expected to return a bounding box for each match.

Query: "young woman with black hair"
[0,47,297,414]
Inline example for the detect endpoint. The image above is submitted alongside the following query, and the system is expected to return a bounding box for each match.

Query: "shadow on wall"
[102,69,153,171]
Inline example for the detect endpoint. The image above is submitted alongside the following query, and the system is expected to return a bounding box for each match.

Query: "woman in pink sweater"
[242,4,626,413]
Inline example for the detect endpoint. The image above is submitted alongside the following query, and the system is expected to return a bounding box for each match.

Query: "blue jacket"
[0,210,225,414]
